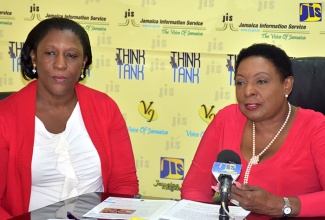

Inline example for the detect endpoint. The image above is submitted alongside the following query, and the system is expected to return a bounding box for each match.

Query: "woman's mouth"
[245,103,260,111]
[52,76,67,83]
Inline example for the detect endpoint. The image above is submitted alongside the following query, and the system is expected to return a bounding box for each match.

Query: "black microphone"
[212,150,242,219]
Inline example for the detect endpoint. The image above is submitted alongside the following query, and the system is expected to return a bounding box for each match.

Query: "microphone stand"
[219,201,229,220]
[218,174,232,220]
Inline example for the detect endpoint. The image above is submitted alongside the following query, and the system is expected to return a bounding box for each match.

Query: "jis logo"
[300,3,322,22]
[160,157,184,180]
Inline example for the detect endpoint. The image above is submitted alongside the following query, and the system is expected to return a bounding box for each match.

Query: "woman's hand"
[229,181,300,217]
[211,181,301,217]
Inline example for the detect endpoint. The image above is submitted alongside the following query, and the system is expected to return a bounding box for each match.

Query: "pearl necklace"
[243,102,291,184]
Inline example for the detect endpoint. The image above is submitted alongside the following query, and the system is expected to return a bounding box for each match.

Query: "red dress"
[181,104,325,217]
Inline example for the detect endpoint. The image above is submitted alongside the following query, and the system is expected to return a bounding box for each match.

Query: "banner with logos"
[0,0,323,199]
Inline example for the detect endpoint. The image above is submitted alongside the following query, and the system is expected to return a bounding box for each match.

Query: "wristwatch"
[282,197,292,217]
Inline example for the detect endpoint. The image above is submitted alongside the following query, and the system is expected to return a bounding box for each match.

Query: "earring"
[80,70,84,79]
[32,64,37,74]
[285,94,288,98]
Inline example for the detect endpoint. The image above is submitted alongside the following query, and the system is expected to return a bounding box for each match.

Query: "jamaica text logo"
[0,7,14,26]
[119,7,206,38]
[153,180,181,192]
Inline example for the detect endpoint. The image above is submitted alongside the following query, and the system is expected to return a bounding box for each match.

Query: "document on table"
[158,199,250,220]
[83,197,178,220]
[83,197,250,220]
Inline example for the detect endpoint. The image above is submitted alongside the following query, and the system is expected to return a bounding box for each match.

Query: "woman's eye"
[45,51,55,55]
[67,53,77,58]
[257,79,268,84]
[235,80,244,86]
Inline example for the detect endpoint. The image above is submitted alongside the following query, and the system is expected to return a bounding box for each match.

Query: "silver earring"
[80,71,84,79]
[285,94,288,98]
[32,64,37,74]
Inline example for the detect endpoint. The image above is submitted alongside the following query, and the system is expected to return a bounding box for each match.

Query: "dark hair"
[235,43,293,81]
[20,17,92,81]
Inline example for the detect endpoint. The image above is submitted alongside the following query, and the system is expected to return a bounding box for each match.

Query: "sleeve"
[105,99,139,195]
[297,118,325,217]
[180,111,224,203]
[0,114,12,219]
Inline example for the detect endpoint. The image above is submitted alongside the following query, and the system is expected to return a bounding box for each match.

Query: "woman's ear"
[284,76,294,95]
[30,50,36,63]
[83,56,88,69]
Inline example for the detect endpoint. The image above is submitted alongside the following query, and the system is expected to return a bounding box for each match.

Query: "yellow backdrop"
[0,0,323,199]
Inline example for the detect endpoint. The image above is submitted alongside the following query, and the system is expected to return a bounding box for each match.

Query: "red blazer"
[0,80,138,218]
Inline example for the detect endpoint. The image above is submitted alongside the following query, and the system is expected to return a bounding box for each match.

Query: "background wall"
[0,0,323,199]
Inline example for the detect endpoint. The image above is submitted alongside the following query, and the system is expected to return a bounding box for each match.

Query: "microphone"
[212,150,242,219]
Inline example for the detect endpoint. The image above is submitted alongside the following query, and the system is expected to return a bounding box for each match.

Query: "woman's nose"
[244,83,256,96]
[53,54,67,69]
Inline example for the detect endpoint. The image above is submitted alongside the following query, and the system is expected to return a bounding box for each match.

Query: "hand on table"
[229,181,285,217]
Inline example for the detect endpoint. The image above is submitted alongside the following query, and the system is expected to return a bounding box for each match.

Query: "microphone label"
[212,162,242,182]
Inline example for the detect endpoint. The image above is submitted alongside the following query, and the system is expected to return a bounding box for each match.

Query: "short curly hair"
[235,43,293,82]
[20,17,92,81]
